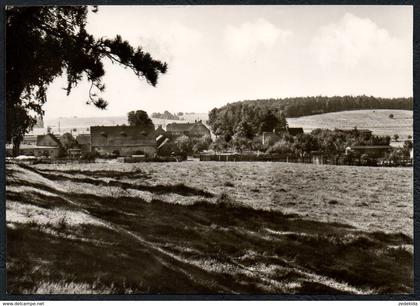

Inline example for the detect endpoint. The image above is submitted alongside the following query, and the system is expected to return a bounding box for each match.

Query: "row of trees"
[217,95,413,119]
[151,111,181,120]
[208,127,404,158]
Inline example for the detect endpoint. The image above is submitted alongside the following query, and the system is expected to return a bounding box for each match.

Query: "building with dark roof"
[6,133,62,157]
[37,134,62,147]
[166,121,211,138]
[90,125,157,157]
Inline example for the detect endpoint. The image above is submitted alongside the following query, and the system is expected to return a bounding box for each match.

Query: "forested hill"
[213,96,412,118]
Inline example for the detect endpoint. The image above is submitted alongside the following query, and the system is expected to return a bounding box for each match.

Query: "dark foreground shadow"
[6,164,413,294]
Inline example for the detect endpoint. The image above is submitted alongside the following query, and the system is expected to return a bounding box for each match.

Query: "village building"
[6,133,62,157]
[166,121,211,138]
[37,133,62,147]
[90,125,157,157]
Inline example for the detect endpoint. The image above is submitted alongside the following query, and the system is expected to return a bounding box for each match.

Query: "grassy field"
[6,161,413,294]
[287,109,412,141]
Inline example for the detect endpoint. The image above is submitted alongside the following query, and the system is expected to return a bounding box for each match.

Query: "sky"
[44,5,413,119]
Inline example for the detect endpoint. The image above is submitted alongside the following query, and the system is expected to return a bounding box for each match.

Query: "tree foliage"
[6,6,167,153]
[151,111,180,120]
[127,110,155,132]
[208,104,288,140]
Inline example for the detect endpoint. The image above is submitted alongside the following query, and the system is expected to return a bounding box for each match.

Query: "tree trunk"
[12,137,21,157]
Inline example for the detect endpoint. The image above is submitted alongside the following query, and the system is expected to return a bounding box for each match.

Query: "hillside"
[287,109,412,141]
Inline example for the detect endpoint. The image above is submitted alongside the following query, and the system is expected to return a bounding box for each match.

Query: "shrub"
[267,140,292,155]
[112,150,120,157]
[80,151,99,161]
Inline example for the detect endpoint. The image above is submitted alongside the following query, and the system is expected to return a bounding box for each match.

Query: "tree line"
[211,95,412,121]
[151,111,181,120]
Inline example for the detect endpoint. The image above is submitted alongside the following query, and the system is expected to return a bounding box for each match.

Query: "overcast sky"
[44,5,413,119]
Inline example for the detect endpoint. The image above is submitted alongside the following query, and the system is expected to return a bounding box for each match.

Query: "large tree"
[127,110,155,132]
[6,6,167,155]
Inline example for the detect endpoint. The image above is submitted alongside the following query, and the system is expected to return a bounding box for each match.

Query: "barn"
[90,126,157,157]
[166,121,211,138]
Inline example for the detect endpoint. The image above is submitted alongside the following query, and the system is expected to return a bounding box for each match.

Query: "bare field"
[287,109,412,141]
[6,162,413,294]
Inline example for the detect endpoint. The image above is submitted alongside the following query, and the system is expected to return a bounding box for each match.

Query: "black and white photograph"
[5,5,414,295]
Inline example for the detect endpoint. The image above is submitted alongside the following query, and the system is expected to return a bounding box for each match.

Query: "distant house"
[90,125,157,157]
[347,145,392,158]
[166,121,211,138]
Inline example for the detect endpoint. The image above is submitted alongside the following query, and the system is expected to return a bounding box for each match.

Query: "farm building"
[166,121,211,138]
[90,125,157,157]
[6,144,61,158]
[6,133,63,158]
